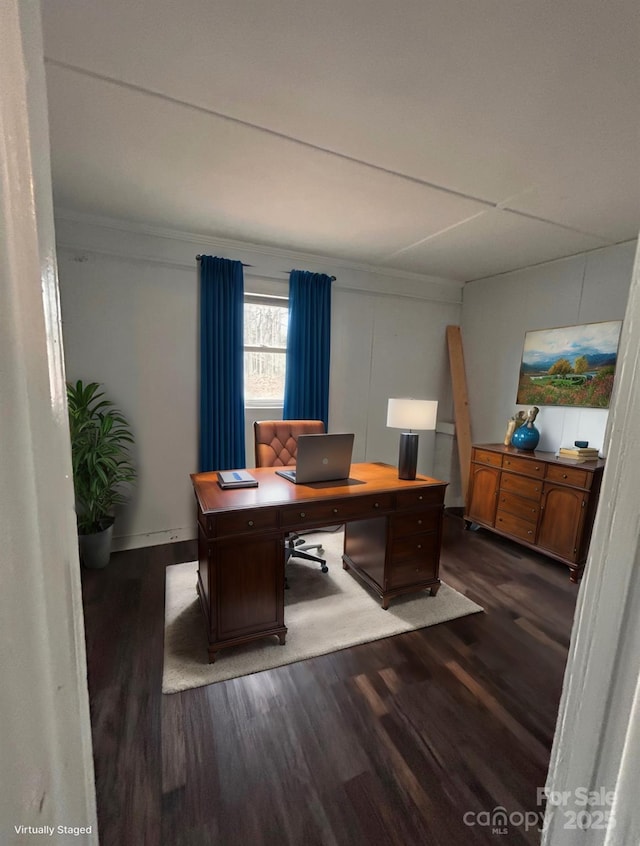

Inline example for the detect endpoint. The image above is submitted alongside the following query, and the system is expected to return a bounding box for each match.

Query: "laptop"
[276,433,355,484]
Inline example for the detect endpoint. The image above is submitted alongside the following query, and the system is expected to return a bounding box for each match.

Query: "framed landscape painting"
[516,320,622,408]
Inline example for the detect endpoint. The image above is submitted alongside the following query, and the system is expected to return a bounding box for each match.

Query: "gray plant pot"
[79,523,114,569]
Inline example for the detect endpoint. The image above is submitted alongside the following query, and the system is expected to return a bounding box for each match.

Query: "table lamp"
[387,398,438,480]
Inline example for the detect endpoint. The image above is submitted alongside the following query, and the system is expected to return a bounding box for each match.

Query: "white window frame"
[243,292,288,409]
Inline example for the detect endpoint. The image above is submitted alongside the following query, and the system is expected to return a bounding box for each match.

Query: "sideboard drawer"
[502,455,545,479]
[545,464,589,488]
[495,509,537,543]
[500,472,543,500]
[473,448,503,467]
[497,490,540,524]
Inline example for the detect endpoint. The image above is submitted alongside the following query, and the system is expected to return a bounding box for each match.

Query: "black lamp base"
[398,432,419,480]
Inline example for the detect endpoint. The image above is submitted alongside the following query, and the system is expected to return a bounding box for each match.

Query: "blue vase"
[511,422,540,451]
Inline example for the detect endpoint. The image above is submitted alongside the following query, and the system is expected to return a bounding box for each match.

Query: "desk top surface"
[191,461,447,515]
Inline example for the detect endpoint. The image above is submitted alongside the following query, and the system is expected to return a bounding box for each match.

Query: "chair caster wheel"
[321,565,329,573]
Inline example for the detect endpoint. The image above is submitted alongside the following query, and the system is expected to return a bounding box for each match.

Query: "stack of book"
[558,446,600,459]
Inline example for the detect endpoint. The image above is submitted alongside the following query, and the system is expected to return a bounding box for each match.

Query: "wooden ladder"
[446,326,472,503]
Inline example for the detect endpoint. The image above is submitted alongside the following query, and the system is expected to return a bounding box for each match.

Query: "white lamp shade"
[387,398,438,430]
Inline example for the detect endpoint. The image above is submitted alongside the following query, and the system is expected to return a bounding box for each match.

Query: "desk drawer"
[388,533,438,588]
[392,508,440,537]
[545,464,589,488]
[502,455,545,479]
[395,486,444,510]
[281,493,392,529]
[495,509,537,543]
[500,472,542,501]
[215,508,279,537]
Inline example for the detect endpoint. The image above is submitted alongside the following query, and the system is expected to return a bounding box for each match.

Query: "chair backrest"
[253,419,325,467]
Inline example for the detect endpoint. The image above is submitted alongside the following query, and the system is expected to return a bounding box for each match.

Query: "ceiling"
[42,0,640,282]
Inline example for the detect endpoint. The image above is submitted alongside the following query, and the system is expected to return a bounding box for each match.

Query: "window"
[244,294,288,406]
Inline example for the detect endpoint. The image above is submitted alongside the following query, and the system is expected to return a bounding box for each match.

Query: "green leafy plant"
[67,380,136,535]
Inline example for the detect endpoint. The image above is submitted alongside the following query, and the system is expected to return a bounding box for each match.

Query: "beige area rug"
[163,530,483,693]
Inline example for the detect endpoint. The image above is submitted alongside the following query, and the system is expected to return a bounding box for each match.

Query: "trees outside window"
[244,295,288,406]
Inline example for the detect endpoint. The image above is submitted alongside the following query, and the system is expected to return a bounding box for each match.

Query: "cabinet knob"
[300,511,306,518]
[418,495,423,501]
[535,466,540,471]
[562,473,568,479]
[505,460,510,466]
[527,530,533,535]
[417,518,423,525]
[532,508,536,513]
[248,520,254,527]
[373,502,380,509]
[535,487,539,492]
[333,508,339,514]
[417,544,422,549]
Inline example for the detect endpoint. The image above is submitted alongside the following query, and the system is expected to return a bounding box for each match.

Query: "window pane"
[244,351,286,402]
[244,302,288,348]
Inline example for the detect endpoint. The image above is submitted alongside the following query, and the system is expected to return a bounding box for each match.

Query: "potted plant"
[67,380,136,568]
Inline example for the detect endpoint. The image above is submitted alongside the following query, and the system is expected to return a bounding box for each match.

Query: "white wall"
[461,242,636,454]
[56,213,462,549]
[1,3,97,841]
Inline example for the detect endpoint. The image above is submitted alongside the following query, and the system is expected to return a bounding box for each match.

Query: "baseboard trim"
[111,526,196,552]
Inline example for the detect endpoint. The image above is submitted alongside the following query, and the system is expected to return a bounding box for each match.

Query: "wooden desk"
[191,462,447,662]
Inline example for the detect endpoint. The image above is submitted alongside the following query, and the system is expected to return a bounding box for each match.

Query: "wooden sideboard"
[465,444,605,582]
[192,462,447,661]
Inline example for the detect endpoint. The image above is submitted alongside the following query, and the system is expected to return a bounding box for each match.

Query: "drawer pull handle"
[300,512,306,518]
[333,508,339,514]
[418,495,423,501]
[527,530,533,535]
[373,502,380,509]
[562,473,568,479]
[535,466,540,471]
[417,544,422,549]
[417,519,423,525]
[248,520,254,527]
[505,460,510,466]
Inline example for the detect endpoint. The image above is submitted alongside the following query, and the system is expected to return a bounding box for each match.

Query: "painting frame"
[516,320,622,409]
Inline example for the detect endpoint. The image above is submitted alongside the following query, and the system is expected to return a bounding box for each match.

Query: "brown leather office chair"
[253,419,328,578]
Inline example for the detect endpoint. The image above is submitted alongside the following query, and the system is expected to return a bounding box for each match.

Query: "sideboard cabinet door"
[467,464,500,526]
[537,484,587,563]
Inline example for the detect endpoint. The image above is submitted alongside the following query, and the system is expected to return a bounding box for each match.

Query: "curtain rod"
[195,256,335,280]
[196,255,253,267]
[287,269,337,281]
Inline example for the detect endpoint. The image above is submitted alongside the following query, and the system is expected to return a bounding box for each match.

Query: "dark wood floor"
[81,514,578,846]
